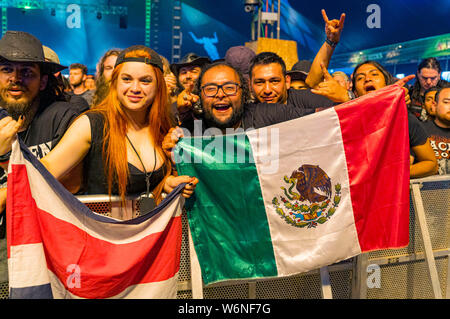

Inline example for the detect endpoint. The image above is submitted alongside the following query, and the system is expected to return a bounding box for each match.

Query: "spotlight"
[96,12,102,20]
[244,0,259,13]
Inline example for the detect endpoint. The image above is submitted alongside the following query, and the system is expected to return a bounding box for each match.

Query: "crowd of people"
[0,9,449,297]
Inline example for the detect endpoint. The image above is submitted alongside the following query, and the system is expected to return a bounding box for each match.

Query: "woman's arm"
[40,115,92,181]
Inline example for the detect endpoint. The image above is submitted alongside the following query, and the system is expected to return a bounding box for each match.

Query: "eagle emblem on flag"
[272,165,341,228]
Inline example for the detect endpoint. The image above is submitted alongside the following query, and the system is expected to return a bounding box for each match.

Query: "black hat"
[0,31,66,74]
[287,60,312,82]
[114,45,164,72]
[170,53,211,77]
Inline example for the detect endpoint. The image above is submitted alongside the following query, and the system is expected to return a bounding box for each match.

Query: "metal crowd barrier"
[0,175,448,299]
[78,175,450,299]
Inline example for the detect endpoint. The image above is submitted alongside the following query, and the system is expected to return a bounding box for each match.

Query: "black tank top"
[83,112,166,196]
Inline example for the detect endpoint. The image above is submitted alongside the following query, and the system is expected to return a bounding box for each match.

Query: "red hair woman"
[1,45,197,219]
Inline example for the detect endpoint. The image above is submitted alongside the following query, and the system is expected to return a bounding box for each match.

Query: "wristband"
[0,150,11,162]
[326,38,338,48]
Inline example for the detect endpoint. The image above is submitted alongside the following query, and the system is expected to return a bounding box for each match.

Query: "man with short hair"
[0,30,88,293]
[420,86,438,122]
[248,10,349,113]
[249,52,292,104]
[68,63,94,105]
[172,62,313,135]
[422,85,450,175]
[248,52,336,113]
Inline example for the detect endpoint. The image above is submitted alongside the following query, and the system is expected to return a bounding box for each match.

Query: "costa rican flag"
[4,124,184,299]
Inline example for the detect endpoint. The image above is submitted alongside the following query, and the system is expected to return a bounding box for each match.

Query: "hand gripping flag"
[4,120,185,298]
[175,85,410,285]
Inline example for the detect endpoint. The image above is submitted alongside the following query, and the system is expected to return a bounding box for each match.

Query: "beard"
[436,112,450,127]
[0,86,35,121]
[203,101,244,130]
[70,77,83,88]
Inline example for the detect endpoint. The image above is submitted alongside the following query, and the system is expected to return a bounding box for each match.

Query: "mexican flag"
[175,85,410,285]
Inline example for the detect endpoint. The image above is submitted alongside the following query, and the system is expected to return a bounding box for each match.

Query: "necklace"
[125,135,157,196]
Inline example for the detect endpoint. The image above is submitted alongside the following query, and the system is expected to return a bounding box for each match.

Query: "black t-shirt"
[180,100,313,135]
[422,119,450,175]
[175,88,333,131]
[0,101,88,188]
[408,111,429,149]
[287,88,334,114]
[83,112,166,196]
[179,89,333,134]
[409,112,432,166]
[65,93,90,113]
[67,90,95,107]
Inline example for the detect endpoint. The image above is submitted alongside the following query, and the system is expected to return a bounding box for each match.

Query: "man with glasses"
[172,62,312,135]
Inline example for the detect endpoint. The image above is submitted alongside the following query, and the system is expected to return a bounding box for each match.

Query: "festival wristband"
[0,150,11,162]
[325,38,338,48]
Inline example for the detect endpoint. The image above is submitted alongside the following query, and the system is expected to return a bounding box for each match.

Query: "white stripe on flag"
[8,243,49,288]
[47,270,179,299]
[247,108,361,276]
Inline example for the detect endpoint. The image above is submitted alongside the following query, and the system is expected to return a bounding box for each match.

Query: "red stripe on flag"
[7,164,43,257]
[335,85,410,252]
[8,164,182,298]
[42,209,182,299]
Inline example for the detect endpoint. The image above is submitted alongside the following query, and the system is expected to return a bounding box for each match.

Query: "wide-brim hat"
[0,31,67,74]
[287,60,312,82]
[42,45,60,64]
[170,52,211,77]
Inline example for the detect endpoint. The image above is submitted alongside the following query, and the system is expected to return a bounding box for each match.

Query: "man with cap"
[224,46,256,84]
[287,60,311,90]
[0,31,88,289]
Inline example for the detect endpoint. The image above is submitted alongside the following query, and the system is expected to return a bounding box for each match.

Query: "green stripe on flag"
[175,133,277,284]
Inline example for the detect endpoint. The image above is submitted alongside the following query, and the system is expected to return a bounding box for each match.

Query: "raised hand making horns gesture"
[322,9,346,45]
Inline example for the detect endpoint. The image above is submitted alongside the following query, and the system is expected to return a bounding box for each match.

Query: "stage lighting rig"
[244,0,260,13]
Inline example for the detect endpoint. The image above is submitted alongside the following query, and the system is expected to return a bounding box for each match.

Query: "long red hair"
[89,48,173,205]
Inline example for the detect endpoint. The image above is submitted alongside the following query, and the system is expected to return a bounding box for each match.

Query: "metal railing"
[1,175,448,299]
